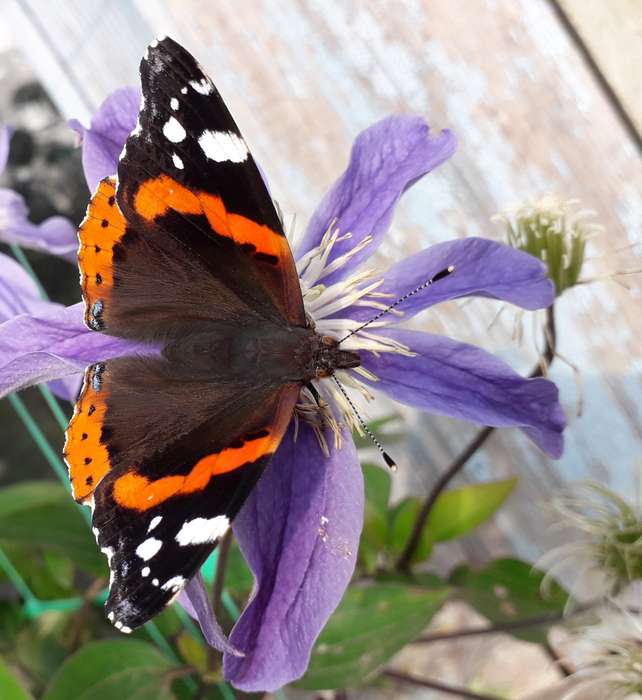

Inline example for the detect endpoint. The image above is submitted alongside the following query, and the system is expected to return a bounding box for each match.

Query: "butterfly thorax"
[306,333,360,380]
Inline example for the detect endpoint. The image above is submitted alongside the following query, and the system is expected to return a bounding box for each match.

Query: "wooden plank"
[5,0,642,575]
[6,0,151,123]
[558,0,642,139]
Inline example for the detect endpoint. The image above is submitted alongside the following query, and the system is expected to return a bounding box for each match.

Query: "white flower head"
[493,195,603,296]
[538,482,642,603]
[563,586,642,699]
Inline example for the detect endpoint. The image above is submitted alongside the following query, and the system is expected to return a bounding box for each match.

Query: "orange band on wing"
[112,431,278,511]
[78,177,127,330]
[63,365,112,503]
[133,175,288,263]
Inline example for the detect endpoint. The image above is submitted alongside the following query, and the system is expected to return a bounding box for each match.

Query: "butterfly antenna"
[339,265,454,343]
[331,375,397,471]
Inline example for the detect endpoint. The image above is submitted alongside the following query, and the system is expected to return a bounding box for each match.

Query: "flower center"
[291,221,414,452]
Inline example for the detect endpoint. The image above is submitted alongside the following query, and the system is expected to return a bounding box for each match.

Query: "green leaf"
[359,464,392,572]
[353,415,403,450]
[0,482,106,576]
[15,621,68,688]
[176,633,207,673]
[387,498,432,564]
[382,479,518,567]
[0,658,33,700]
[298,581,449,689]
[43,552,74,590]
[452,558,568,643]
[224,543,254,601]
[0,544,76,601]
[43,640,177,700]
[428,478,518,542]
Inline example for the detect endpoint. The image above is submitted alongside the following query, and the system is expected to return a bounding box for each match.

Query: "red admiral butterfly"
[63,36,361,632]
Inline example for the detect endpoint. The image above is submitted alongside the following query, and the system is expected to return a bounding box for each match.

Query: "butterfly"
[63,36,361,632]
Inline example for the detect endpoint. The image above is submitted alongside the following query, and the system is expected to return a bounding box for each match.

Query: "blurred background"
[0,1,640,698]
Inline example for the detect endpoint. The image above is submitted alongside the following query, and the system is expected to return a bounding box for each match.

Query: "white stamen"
[291,219,415,446]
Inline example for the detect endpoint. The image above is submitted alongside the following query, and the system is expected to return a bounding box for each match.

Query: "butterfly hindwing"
[76,355,299,629]
[64,362,113,503]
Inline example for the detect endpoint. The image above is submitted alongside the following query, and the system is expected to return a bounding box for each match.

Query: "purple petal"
[297,116,456,284]
[177,573,244,657]
[0,189,77,261]
[0,253,80,401]
[361,329,565,458]
[0,301,149,398]
[69,87,140,192]
[0,125,11,173]
[0,252,48,320]
[342,237,555,322]
[224,422,363,691]
[47,376,81,402]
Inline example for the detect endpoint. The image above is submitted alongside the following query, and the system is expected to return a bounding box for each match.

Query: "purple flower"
[69,87,140,193]
[0,90,566,691]
[0,126,77,261]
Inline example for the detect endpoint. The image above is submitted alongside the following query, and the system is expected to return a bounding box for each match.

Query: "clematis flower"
[0,126,77,261]
[0,89,566,691]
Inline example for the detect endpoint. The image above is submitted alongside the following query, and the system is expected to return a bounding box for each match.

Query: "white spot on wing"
[189,78,213,95]
[108,611,115,622]
[152,578,159,587]
[161,575,187,593]
[147,515,162,533]
[141,566,150,577]
[198,131,248,163]
[170,97,179,111]
[162,117,186,143]
[120,625,132,634]
[172,153,184,169]
[175,515,230,546]
[181,86,188,94]
[135,537,162,561]
[150,35,166,49]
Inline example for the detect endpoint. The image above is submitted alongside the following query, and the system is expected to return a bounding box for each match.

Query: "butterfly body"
[64,36,359,631]
[162,323,360,384]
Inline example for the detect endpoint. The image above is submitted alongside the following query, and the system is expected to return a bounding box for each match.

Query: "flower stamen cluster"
[292,222,414,445]
[494,195,603,295]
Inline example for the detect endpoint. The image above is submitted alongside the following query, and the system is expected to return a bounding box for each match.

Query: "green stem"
[8,393,71,488]
[37,383,70,432]
[9,244,48,299]
[0,547,38,604]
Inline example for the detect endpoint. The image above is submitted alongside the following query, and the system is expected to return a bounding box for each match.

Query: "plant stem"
[413,600,595,644]
[383,670,503,700]
[396,306,557,572]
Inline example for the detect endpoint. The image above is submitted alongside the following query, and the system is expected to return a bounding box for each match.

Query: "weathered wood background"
[4,0,641,576]
[2,0,641,694]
